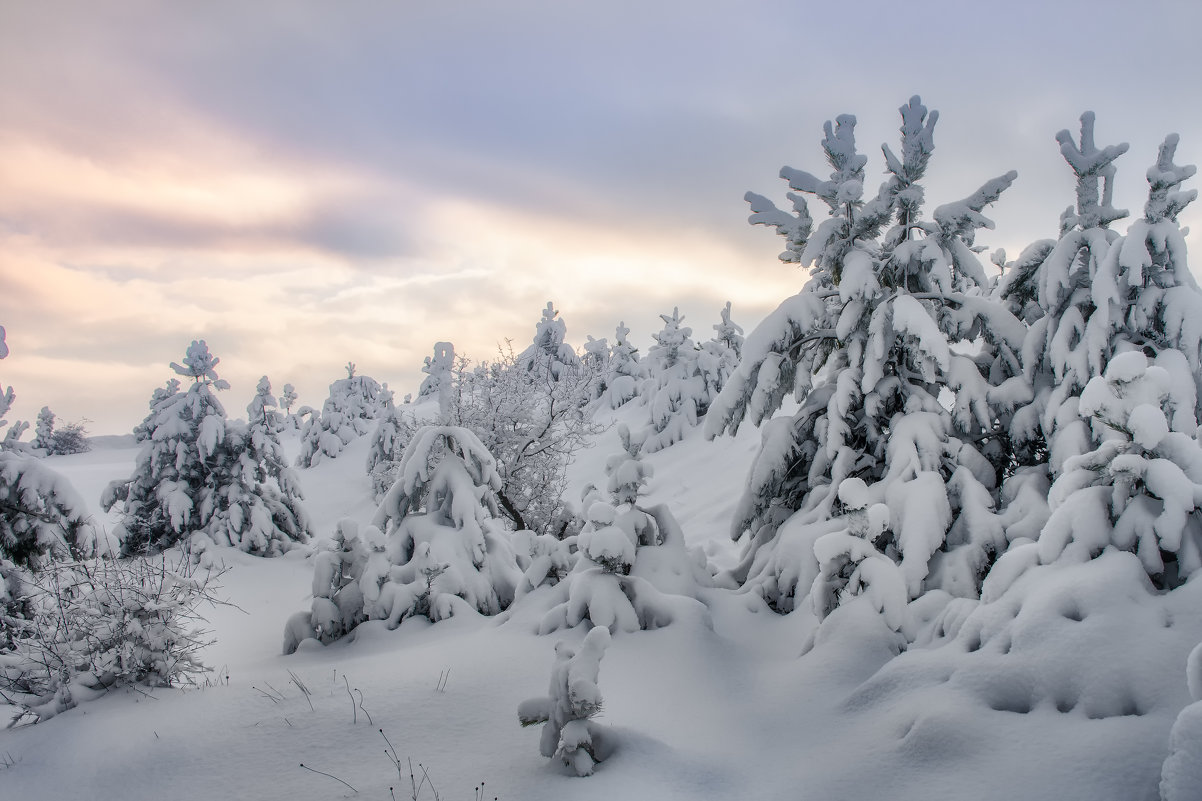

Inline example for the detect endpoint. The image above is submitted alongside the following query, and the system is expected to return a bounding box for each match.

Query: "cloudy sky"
[2,1,1200,434]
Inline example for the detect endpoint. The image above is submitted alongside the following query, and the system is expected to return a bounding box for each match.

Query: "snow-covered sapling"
[518,625,612,776]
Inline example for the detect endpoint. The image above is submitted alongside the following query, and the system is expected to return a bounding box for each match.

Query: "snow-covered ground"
[2,408,1199,801]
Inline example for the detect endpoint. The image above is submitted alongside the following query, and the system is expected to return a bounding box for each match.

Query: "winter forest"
[4,96,1202,800]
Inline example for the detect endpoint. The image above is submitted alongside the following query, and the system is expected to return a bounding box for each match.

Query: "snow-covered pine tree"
[641,307,709,453]
[518,626,612,777]
[0,326,102,567]
[31,407,54,454]
[601,321,645,409]
[286,426,521,647]
[296,369,385,467]
[246,376,283,434]
[580,335,610,402]
[539,424,711,634]
[997,112,1132,481]
[697,301,744,405]
[104,341,308,556]
[417,341,455,419]
[366,388,416,500]
[519,302,582,382]
[706,97,1026,623]
[280,382,299,427]
[990,130,1202,590]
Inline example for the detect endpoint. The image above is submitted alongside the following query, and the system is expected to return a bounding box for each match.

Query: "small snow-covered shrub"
[538,429,711,634]
[600,321,645,410]
[366,391,416,500]
[0,452,103,568]
[641,307,708,453]
[0,555,221,724]
[518,625,612,776]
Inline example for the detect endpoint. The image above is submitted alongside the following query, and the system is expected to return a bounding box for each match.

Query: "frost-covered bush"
[518,626,612,776]
[707,97,1023,621]
[449,345,599,536]
[284,426,521,652]
[0,555,220,724]
[538,427,711,634]
[296,367,385,467]
[104,341,308,556]
[641,307,708,453]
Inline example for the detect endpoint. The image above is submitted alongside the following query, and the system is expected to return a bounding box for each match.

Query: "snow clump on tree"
[518,625,613,777]
[1160,641,1202,800]
[104,341,308,556]
[296,365,385,467]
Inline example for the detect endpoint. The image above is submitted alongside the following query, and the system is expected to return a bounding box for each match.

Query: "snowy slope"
[1,412,1198,801]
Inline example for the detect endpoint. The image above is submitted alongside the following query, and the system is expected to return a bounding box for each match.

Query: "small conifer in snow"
[296,369,385,467]
[518,625,612,777]
[365,389,416,500]
[539,424,711,634]
[519,301,582,382]
[104,341,308,556]
[641,307,709,453]
[417,341,456,416]
[0,327,102,567]
[283,426,521,651]
[601,321,645,409]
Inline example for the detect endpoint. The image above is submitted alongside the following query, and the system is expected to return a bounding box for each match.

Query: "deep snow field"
[2,403,1200,801]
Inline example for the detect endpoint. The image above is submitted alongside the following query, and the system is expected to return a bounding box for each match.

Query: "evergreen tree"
[417,341,455,417]
[519,302,582,381]
[366,388,416,500]
[104,341,308,556]
[707,97,1025,621]
[518,626,612,777]
[600,321,645,409]
[0,326,102,567]
[641,307,708,453]
[296,370,385,467]
[32,407,54,453]
[697,301,743,406]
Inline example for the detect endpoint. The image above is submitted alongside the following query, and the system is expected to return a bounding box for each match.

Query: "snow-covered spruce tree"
[706,97,1026,622]
[104,341,308,556]
[991,124,1202,591]
[518,625,612,777]
[641,307,709,453]
[697,301,744,405]
[449,345,599,536]
[31,407,54,453]
[0,327,102,567]
[538,424,711,634]
[996,112,1132,481]
[247,376,283,434]
[580,335,610,402]
[600,321,645,409]
[417,341,455,417]
[519,301,582,382]
[296,366,385,467]
[279,382,299,429]
[283,426,521,651]
[366,389,416,500]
